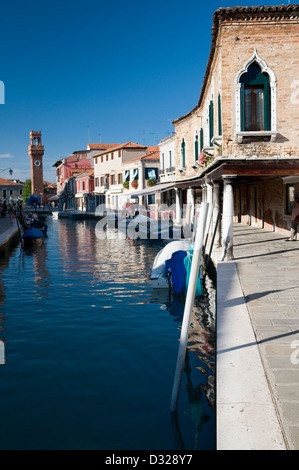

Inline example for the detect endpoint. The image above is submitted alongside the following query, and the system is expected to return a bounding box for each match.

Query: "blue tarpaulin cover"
[165,250,188,295]
[22,228,44,240]
[184,253,202,297]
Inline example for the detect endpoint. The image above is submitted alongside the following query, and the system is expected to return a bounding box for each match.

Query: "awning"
[127,182,175,197]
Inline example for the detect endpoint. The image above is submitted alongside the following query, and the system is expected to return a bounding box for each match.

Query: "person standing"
[287,195,299,241]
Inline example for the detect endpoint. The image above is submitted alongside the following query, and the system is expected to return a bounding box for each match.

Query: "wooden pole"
[170,202,209,412]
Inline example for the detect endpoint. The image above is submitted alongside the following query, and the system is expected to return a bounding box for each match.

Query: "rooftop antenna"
[150,132,157,146]
[167,118,173,135]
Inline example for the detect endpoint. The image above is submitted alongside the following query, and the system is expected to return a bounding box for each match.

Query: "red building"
[53,152,91,195]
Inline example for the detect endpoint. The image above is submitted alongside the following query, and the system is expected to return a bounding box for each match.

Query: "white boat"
[150,240,191,289]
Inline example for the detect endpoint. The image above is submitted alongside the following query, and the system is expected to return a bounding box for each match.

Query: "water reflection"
[0,217,215,450]
[151,275,216,450]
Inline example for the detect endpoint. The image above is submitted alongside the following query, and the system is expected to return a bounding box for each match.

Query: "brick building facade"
[171,4,299,259]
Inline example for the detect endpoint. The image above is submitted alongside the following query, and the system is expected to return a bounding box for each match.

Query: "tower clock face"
[35,160,41,167]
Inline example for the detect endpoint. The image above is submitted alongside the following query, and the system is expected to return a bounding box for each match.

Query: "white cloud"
[0,153,13,158]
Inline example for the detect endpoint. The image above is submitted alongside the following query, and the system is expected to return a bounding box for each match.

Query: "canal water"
[0,217,215,450]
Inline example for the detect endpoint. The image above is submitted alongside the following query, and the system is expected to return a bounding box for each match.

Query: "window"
[181,139,186,168]
[169,150,172,169]
[161,153,165,171]
[200,128,204,151]
[118,173,123,185]
[218,93,222,136]
[82,182,85,191]
[240,62,271,132]
[111,153,114,160]
[194,133,199,161]
[101,156,103,163]
[209,100,214,146]
[124,170,130,182]
[95,177,99,187]
[110,174,115,185]
[10,190,13,196]
[106,155,109,161]
[286,184,295,215]
[118,151,121,158]
[132,168,139,180]
[100,177,105,186]
[145,168,158,180]
[148,194,156,205]
[95,158,98,164]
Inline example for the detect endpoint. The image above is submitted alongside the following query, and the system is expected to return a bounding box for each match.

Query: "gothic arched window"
[235,51,277,141]
[240,62,271,132]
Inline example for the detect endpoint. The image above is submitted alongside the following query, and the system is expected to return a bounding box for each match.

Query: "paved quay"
[211,223,299,450]
[0,217,19,253]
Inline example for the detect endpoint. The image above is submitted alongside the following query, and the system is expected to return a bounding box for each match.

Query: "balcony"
[95,184,108,194]
[166,167,175,174]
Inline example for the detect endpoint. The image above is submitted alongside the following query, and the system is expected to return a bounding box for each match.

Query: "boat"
[150,240,191,289]
[150,240,202,297]
[58,210,86,220]
[68,210,86,220]
[106,212,182,240]
[22,227,44,246]
[30,218,48,235]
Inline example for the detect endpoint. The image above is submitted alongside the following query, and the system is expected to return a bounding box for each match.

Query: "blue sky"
[0,0,289,182]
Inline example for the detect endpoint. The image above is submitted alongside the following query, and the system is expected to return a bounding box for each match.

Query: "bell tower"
[28,131,44,200]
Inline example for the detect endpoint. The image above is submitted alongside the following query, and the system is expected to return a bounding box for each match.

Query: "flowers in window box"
[198,152,205,165]
[123,181,129,189]
[147,178,156,187]
[131,180,138,189]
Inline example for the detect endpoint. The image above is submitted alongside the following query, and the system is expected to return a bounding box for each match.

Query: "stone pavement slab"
[212,223,299,450]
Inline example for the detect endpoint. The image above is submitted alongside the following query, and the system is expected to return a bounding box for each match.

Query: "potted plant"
[147,178,156,187]
[123,181,129,189]
[131,180,138,189]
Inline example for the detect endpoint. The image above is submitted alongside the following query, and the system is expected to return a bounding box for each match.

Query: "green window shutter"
[209,100,214,146]
[264,82,271,131]
[195,135,199,161]
[200,128,204,151]
[181,140,186,168]
[218,93,222,136]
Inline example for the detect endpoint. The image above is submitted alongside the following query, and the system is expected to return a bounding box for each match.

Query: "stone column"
[201,183,207,203]
[175,188,182,224]
[221,176,236,261]
[186,188,195,227]
[213,181,222,247]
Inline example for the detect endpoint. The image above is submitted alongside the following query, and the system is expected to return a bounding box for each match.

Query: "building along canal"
[0,216,215,450]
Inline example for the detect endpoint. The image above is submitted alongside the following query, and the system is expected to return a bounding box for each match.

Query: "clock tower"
[28,131,44,201]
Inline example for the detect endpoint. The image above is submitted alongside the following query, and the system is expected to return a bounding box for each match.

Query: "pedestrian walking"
[287,195,299,241]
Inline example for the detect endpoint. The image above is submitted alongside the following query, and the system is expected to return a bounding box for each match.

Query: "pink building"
[53,153,91,195]
[75,170,95,212]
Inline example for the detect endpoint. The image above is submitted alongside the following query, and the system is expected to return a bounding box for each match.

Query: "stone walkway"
[0,217,19,252]
[212,223,299,450]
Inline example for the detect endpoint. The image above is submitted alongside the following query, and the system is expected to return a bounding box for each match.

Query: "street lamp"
[0,168,13,176]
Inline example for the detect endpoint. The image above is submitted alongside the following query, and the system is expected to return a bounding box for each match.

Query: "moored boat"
[150,240,202,297]
[22,228,44,246]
